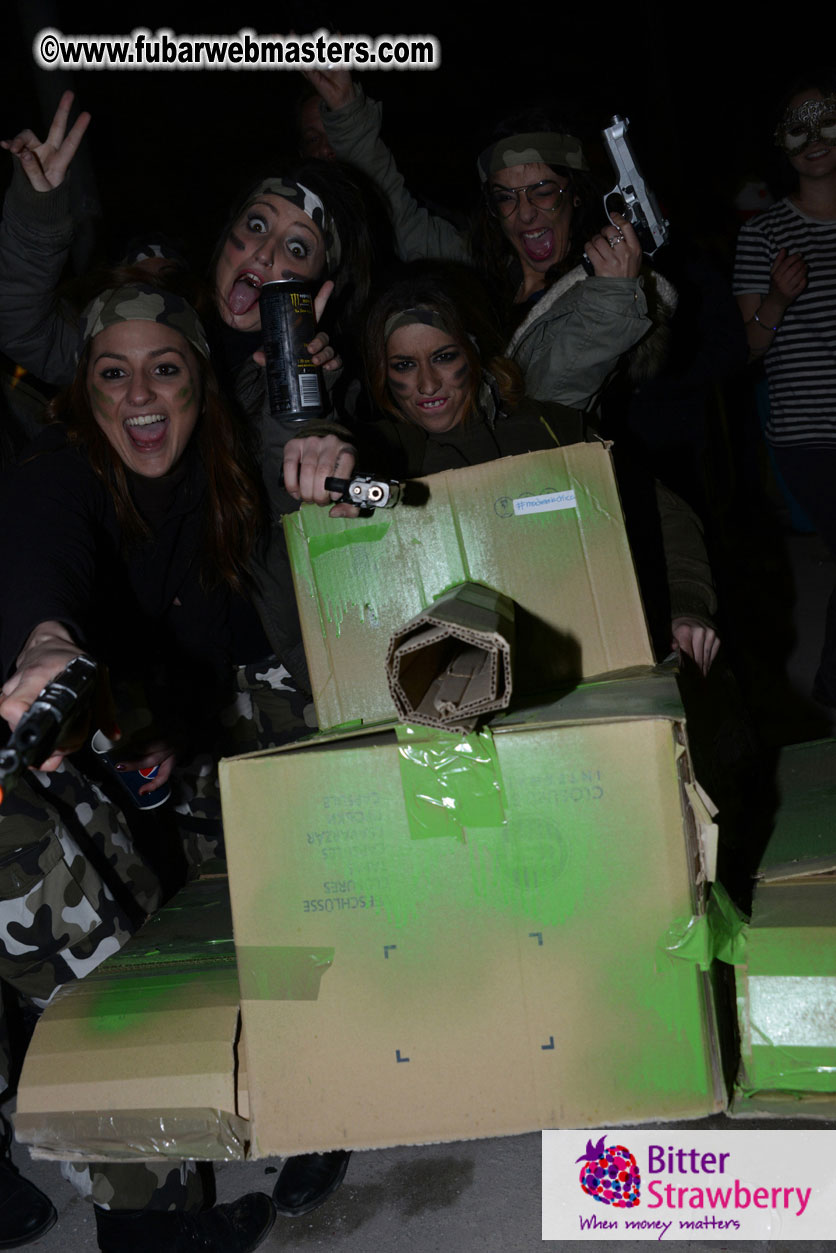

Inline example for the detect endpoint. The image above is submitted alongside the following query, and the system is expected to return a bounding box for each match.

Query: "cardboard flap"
[15,878,247,1162]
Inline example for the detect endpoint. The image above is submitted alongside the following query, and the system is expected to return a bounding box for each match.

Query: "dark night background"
[0,2,821,274]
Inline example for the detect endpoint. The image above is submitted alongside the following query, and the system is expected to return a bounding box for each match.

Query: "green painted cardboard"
[15,878,247,1162]
[731,741,836,1115]
[220,673,724,1157]
[285,446,653,730]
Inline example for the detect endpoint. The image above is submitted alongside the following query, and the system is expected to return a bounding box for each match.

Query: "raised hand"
[1,90,90,191]
[301,67,355,112]
[584,212,643,279]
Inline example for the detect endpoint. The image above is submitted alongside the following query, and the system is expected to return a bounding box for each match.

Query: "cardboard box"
[730,741,836,1119]
[15,877,248,1161]
[220,670,724,1158]
[285,445,653,730]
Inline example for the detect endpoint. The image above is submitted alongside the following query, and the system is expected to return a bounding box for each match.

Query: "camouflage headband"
[383,307,453,342]
[477,131,589,182]
[249,178,342,271]
[80,284,210,359]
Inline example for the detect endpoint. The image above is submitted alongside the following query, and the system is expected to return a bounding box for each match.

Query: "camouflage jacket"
[0,429,269,738]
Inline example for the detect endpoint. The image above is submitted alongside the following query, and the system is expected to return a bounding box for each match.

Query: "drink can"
[259,279,325,422]
[91,730,171,810]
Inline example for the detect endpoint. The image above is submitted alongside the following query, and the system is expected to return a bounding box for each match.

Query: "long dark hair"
[471,109,603,315]
[48,320,264,594]
[363,262,524,424]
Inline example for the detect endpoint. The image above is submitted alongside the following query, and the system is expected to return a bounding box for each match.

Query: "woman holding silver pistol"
[302,70,675,413]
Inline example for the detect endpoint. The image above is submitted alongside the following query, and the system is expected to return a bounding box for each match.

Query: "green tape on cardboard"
[395,724,506,841]
[237,946,335,1001]
[658,883,748,971]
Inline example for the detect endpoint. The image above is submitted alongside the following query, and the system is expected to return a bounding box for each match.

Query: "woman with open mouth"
[0,280,294,1251]
[0,91,373,509]
[0,97,364,1231]
[302,69,674,414]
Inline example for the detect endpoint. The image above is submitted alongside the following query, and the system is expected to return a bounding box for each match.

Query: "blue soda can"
[91,730,171,810]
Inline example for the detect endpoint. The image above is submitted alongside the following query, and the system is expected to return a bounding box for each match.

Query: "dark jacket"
[357,391,717,641]
[0,427,268,740]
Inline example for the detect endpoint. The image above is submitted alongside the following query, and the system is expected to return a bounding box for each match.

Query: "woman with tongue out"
[0,94,370,515]
[209,167,372,506]
[303,71,667,412]
[0,95,368,695]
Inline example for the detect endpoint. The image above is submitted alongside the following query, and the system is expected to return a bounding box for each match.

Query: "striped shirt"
[734,199,836,446]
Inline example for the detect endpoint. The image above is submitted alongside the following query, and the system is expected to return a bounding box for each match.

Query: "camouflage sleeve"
[0,165,81,384]
[321,87,470,265]
[0,763,160,1020]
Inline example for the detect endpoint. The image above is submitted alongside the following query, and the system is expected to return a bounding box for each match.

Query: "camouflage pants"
[0,657,310,1211]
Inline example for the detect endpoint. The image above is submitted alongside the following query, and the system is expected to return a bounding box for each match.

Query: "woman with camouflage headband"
[0,91,372,520]
[302,70,670,414]
[0,281,299,1251]
[359,264,719,676]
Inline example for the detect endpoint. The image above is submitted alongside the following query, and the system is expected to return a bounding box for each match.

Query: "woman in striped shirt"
[734,76,836,706]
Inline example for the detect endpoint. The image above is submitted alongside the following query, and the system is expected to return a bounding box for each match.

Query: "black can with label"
[260,279,325,422]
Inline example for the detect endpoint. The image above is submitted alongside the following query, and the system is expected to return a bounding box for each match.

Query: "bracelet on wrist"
[753,310,780,332]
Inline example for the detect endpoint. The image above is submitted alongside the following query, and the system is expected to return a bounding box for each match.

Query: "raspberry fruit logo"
[576,1136,641,1207]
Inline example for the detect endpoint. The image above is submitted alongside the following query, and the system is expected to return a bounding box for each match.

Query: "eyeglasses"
[487,180,567,219]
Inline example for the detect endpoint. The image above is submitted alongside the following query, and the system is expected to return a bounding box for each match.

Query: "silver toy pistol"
[324,474,402,510]
[600,114,668,255]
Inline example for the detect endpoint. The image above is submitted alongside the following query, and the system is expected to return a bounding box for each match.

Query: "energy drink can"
[259,279,325,422]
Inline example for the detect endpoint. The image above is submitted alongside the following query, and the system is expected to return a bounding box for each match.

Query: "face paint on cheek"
[89,384,115,422]
[451,362,469,383]
[227,230,246,253]
[175,382,195,406]
[388,375,410,395]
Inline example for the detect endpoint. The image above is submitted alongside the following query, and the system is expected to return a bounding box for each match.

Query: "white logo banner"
[542,1130,836,1241]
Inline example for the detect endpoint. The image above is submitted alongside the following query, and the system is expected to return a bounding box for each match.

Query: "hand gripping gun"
[0,656,98,804]
[600,113,668,256]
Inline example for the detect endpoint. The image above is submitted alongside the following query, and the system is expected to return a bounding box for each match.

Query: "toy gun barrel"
[601,114,668,255]
[324,474,402,510]
[0,656,98,804]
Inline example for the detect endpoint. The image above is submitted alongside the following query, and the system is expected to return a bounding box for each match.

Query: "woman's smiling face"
[386,323,473,434]
[215,193,326,332]
[86,320,201,477]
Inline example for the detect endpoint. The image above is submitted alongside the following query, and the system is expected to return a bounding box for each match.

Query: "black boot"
[272,1150,351,1217]
[94,1191,275,1252]
[0,1115,57,1249]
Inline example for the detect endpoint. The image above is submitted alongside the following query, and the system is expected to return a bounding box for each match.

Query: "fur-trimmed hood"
[506,264,678,387]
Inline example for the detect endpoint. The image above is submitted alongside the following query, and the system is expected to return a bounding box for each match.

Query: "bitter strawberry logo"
[577,1136,641,1207]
